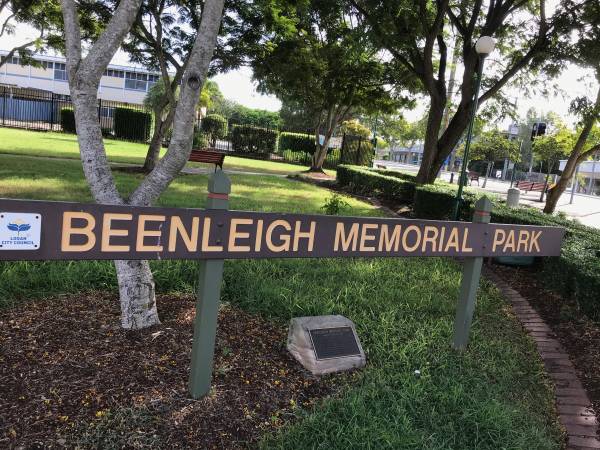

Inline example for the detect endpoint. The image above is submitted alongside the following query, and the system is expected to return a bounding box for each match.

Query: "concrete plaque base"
[286,315,366,375]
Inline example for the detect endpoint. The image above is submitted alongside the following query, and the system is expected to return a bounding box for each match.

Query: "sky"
[0,9,596,126]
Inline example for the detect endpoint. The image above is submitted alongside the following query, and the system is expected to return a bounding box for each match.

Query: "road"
[374,160,600,229]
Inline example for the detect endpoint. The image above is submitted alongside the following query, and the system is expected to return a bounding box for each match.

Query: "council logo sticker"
[0,212,42,250]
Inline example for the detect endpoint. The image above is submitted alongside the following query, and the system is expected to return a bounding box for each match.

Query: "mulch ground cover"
[491,262,600,430]
[0,293,342,449]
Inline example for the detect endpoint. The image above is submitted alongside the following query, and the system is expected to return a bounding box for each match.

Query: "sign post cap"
[208,170,231,195]
[474,196,493,213]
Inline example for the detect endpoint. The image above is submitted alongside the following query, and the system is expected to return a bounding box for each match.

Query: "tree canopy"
[467,129,521,163]
[352,0,583,183]
[250,0,410,170]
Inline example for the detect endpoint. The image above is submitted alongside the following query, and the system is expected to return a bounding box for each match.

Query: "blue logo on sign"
[7,219,31,236]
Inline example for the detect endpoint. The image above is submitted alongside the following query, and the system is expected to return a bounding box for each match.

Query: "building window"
[99,106,114,118]
[10,56,20,65]
[125,71,148,91]
[54,63,68,81]
[104,69,124,78]
[147,74,160,90]
[41,60,54,70]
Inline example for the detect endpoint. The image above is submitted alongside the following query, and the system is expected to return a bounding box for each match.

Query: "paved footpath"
[485,268,600,449]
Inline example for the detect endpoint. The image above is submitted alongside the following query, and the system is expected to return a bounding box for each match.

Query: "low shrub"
[336,165,415,204]
[193,130,209,149]
[279,132,315,155]
[341,137,374,167]
[487,203,600,321]
[114,107,152,142]
[201,114,228,146]
[412,184,478,221]
[60,108,76,133]
[231,125,278,154]
[370,168,418,183]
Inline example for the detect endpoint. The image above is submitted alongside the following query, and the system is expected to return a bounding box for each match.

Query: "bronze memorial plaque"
[309,327,361,360]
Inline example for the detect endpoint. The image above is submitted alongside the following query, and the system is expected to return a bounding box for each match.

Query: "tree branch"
[60,0,83,80]
[130,0,226,206]
[77,0,144,83]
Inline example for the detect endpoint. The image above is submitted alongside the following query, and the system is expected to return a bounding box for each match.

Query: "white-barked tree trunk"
[60,0,225,329]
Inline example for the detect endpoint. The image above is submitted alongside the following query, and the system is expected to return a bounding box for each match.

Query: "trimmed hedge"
[193,130,209,149]
[340,137,374,167]
[489,203,600,321]
[370,168,418,183]
[201,114,228,146]
[279,132,315,155]
[336,162,600,322]
[413,184,480,221]
[114,107,152,142]
[336,165,415,204]
[231,125,278,154]
[60,108,76,133]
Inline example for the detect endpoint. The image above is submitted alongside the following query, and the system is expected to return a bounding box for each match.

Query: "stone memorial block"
[287,315,366,375]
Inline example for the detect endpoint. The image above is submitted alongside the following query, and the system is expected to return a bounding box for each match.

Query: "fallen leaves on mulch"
[0,293,342,449]
[492,263,600,425]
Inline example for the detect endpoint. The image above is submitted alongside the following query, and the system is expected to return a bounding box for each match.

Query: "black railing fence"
[0,86,372,169]
[0,86,153,135]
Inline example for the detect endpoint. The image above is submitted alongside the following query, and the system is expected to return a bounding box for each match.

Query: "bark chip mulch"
[489,263,600,449]
[0,293,342,449]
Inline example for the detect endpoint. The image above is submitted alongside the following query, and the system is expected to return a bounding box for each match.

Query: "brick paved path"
[485,269,600,450]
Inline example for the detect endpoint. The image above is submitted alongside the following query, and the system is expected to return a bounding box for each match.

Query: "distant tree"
[116,0,256,172]
[352,0,580,183]
[340,119,371,138]
[142,78,222,171]
[544,1,600,213]
[251,0,409,172]
[199,80,223,110]
[533,129,573,200]
[464,129,520,188]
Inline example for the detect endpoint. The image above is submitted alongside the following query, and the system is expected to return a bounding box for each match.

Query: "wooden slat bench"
[515,180,547,192]
[189,148,226,170]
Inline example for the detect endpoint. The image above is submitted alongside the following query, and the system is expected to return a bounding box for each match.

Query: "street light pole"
[453,36,496,221]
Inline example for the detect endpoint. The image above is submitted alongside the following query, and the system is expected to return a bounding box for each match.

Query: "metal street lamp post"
[453,36,496,221]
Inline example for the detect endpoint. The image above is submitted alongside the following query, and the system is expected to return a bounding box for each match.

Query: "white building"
[389,142,424,165]
[0,51,160,105]
[559,158,600,196]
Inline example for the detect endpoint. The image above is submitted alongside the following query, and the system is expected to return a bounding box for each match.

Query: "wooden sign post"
[189,171,230,398]
[0,183,567,399]
[453,197,491,350]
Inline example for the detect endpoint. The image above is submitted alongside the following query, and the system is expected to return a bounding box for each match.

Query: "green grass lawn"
[0,154,563,449]
[0,127,333,175]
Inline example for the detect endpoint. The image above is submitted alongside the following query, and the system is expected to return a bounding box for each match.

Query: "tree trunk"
[482,161,491,188]
[416,96,445,184]
[310,109,338,172]
[143,113,164,173]
[115,259,160,329]
[310,138,332,172]
[544,84,600,213]
[61,0,224,330]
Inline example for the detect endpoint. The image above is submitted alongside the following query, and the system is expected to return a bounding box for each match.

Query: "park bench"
[515,180,547,193]
[189,148,226,170]
[468,171,480,185]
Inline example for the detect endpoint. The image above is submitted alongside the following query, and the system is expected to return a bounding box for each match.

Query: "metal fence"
[0,86,155,137]
[0,86,372,169]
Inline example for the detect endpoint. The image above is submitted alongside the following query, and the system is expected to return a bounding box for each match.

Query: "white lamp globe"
[475,36,496,55]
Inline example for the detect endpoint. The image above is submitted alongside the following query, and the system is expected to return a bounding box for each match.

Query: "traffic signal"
[531,122,547,140]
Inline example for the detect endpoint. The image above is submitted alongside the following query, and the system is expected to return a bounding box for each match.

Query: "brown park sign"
[0,198,565,261]
[0,170,569,400]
